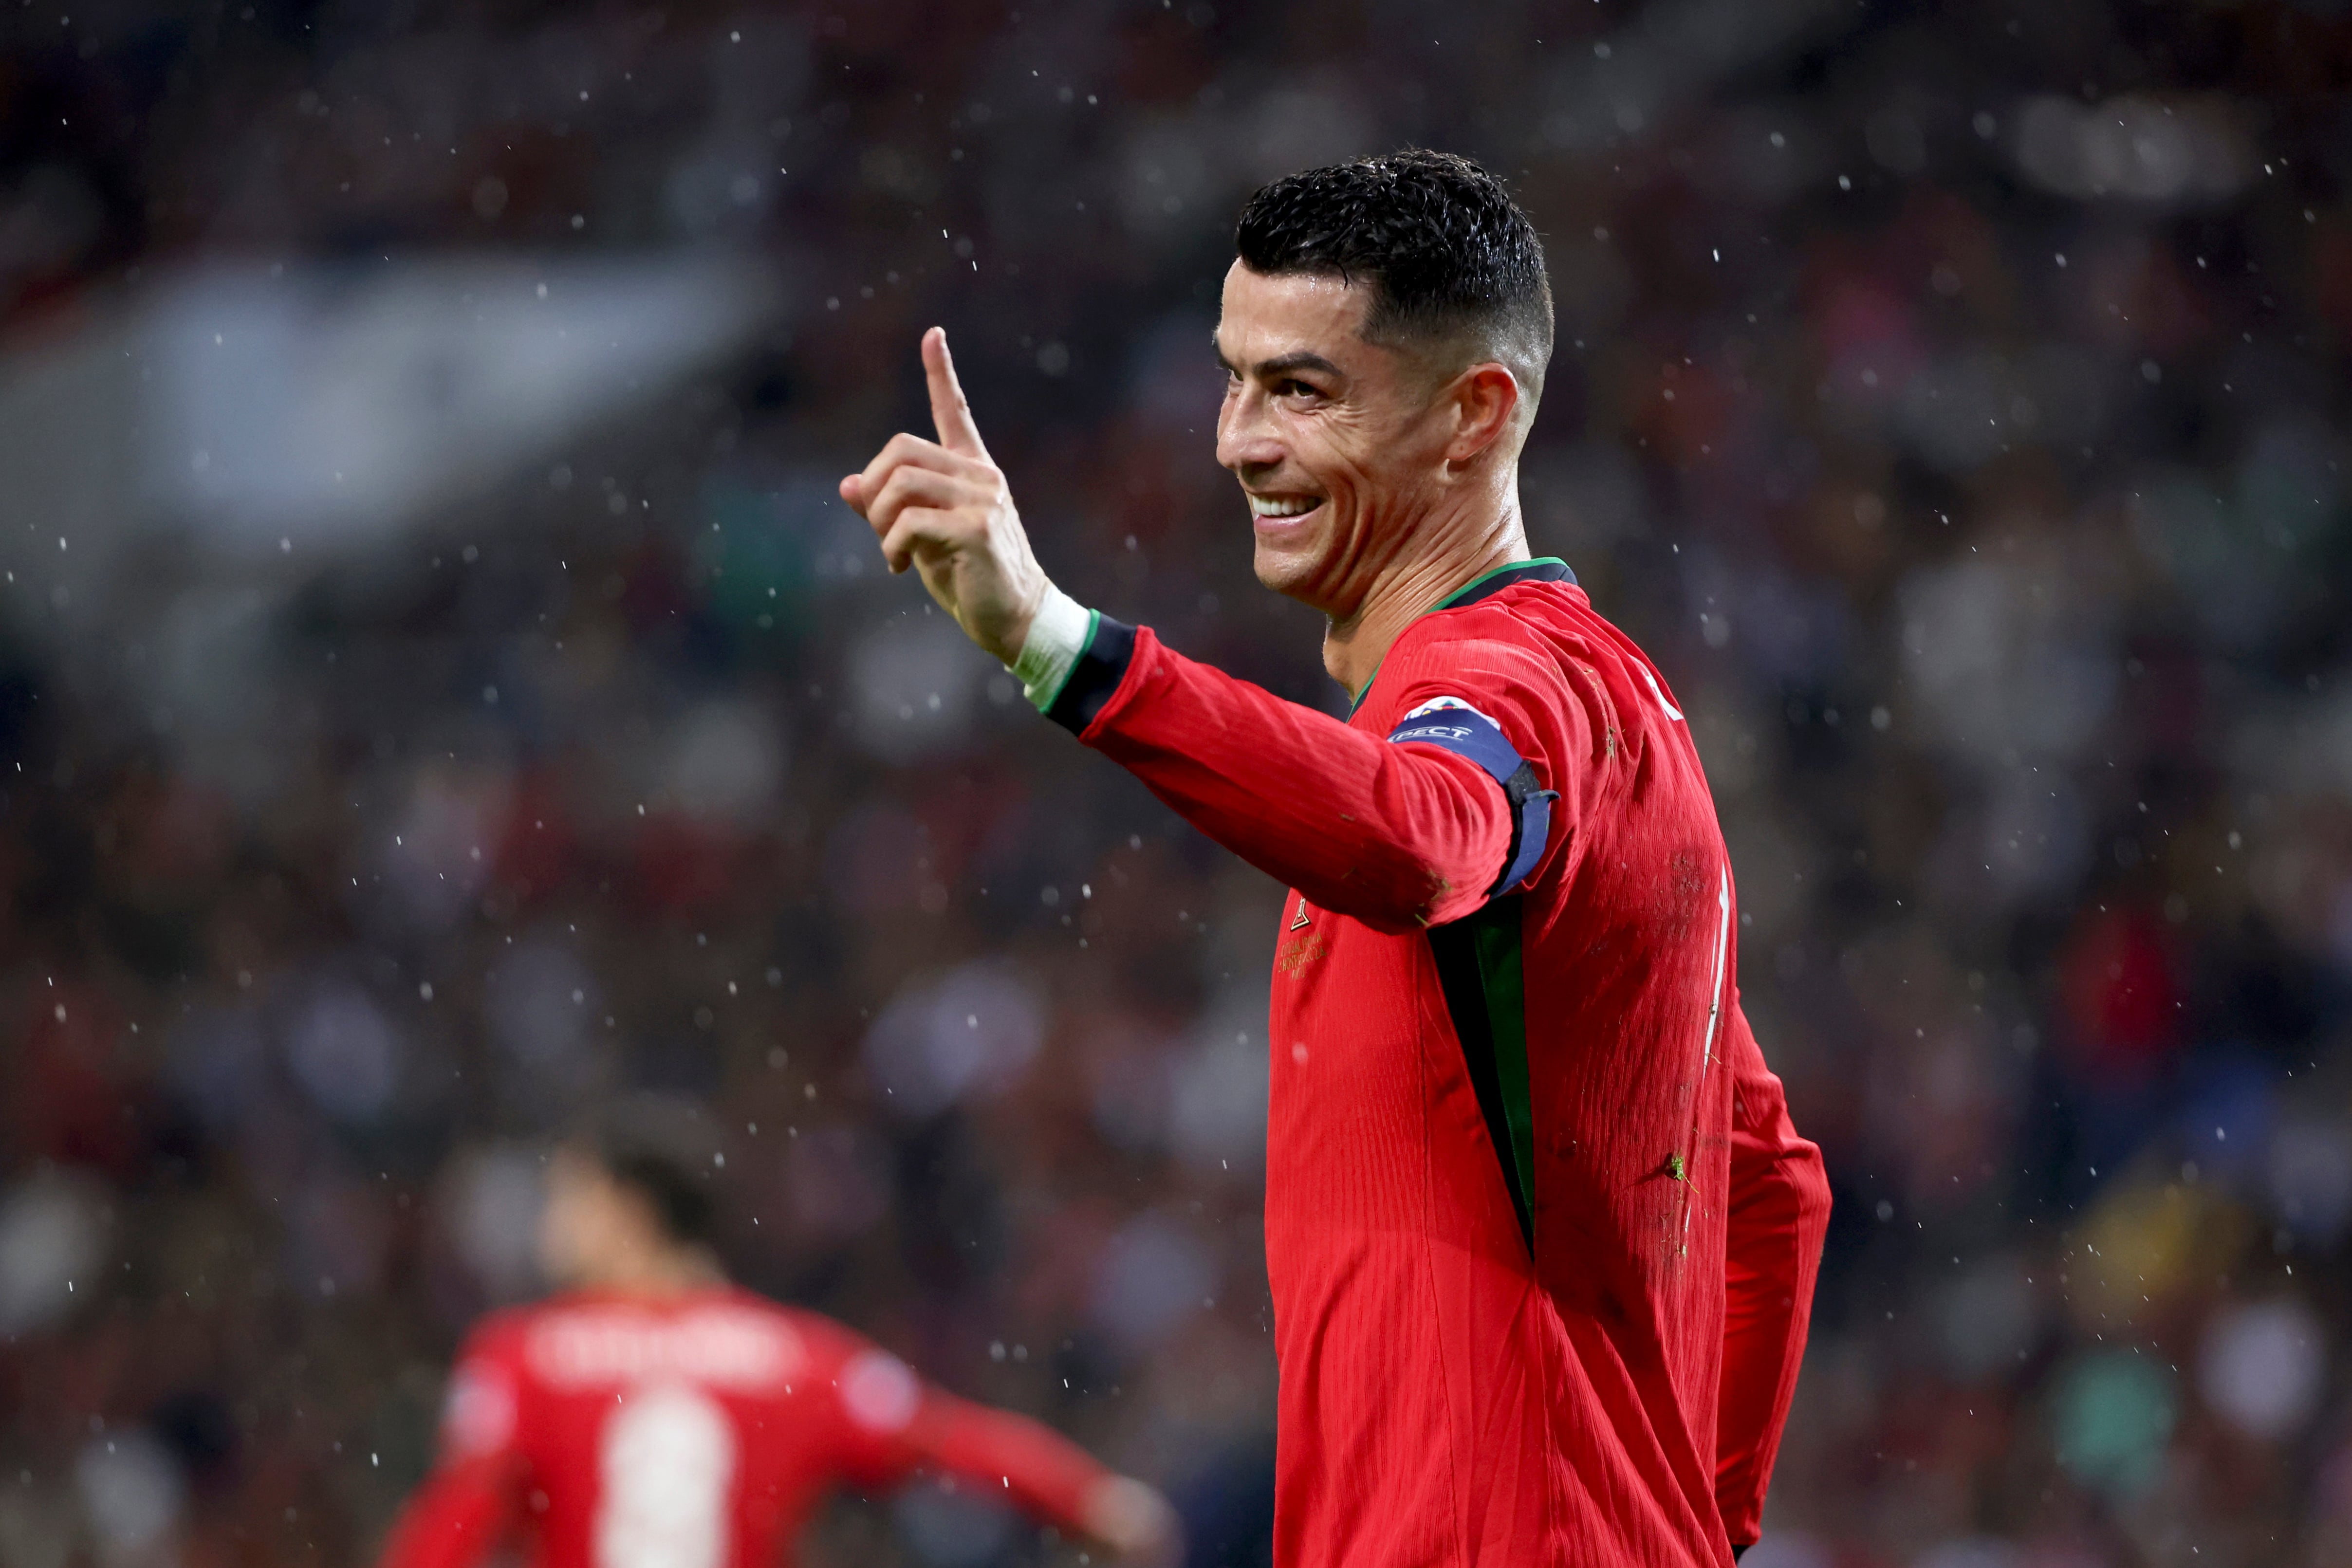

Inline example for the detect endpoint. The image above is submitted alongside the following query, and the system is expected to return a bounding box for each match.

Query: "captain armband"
[1386,696,1557,896]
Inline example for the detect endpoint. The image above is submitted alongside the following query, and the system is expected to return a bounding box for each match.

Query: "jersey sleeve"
[375,1327,529,1568]
[1714,997,1832,1547]
[826,1344,1118,1540]
[1050,617,1577,932]
[1372,621,1592,896]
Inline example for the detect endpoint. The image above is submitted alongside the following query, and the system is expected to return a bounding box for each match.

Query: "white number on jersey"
[594,1384,737,1568]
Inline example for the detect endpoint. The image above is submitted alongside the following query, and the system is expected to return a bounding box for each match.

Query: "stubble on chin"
[1251,539,1323,601]
[1255,510,1370,615]
[1250,545,1291,593]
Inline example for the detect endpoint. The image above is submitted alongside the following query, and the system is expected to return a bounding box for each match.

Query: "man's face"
[536,1150,640,1288]
[1213,261,1457,614]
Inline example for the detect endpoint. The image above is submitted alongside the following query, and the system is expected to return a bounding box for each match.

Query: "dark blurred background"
[1,1,2349,1565]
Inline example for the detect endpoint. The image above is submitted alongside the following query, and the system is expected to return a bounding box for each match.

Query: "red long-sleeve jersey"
[1045,558,1831,1566]
[376,1287,1120,1568]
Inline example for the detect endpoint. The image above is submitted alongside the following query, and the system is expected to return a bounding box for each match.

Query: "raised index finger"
[923,327,990,461]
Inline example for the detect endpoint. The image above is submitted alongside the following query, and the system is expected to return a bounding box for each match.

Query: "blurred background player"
[376,1106,1178,1568]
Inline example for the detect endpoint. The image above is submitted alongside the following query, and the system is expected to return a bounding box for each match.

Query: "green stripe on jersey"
[1428,898,1537,1252]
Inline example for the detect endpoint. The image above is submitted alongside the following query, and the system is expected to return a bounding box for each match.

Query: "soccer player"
[841,151,1833,1565]
[376,1111,1178,1568]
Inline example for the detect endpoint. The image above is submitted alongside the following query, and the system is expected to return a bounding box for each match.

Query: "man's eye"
[1278,379,1317,398]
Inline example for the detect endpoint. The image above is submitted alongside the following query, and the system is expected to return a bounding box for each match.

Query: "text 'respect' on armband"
[1386,696,1556,897]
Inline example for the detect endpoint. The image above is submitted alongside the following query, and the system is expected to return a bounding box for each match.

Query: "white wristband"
[1008,584,1095,712]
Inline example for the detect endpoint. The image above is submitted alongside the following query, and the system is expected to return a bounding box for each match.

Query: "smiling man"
[843,151,1831,1567]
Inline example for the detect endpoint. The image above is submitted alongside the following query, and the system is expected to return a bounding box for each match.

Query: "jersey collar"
[1346,557,1577,716]
[1435,556,1575,610]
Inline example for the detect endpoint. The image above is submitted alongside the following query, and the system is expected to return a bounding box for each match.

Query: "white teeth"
[1247,494,1320,518]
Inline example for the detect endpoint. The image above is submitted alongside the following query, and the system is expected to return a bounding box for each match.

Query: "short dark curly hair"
[1234,149,1553,400]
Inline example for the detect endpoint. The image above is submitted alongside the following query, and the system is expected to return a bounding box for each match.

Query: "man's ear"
[1444,363,1521,465]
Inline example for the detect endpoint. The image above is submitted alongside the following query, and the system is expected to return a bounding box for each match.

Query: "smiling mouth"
[1246,493,1323,519]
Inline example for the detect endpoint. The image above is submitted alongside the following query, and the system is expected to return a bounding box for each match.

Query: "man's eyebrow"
[1209,340,1344,380]
[1254,350,1342,379]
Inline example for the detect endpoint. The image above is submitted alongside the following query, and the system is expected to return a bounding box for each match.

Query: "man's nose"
[1216,388,1282,474]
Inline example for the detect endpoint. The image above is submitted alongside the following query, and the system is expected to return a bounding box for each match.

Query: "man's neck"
[583,1246,725,1297]
[1320,492,1530,698]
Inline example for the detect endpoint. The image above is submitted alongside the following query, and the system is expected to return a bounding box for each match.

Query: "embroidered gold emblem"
[1275,933,1330,976]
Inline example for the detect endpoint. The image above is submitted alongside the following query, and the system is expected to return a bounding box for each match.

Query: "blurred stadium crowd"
[1,1,2351,1565]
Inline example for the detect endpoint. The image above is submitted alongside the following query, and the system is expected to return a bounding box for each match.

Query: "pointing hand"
[841,328,1052,665]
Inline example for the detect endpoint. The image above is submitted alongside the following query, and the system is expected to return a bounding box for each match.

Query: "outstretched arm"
[908,1386,1175,1560]
[1715,998,1831,1550]
[831,1347,1178,1564]
[376,1351,526,1568]
[842,329,1537,932]
[1056,620,1542,930]
[376,1459,518,1568]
